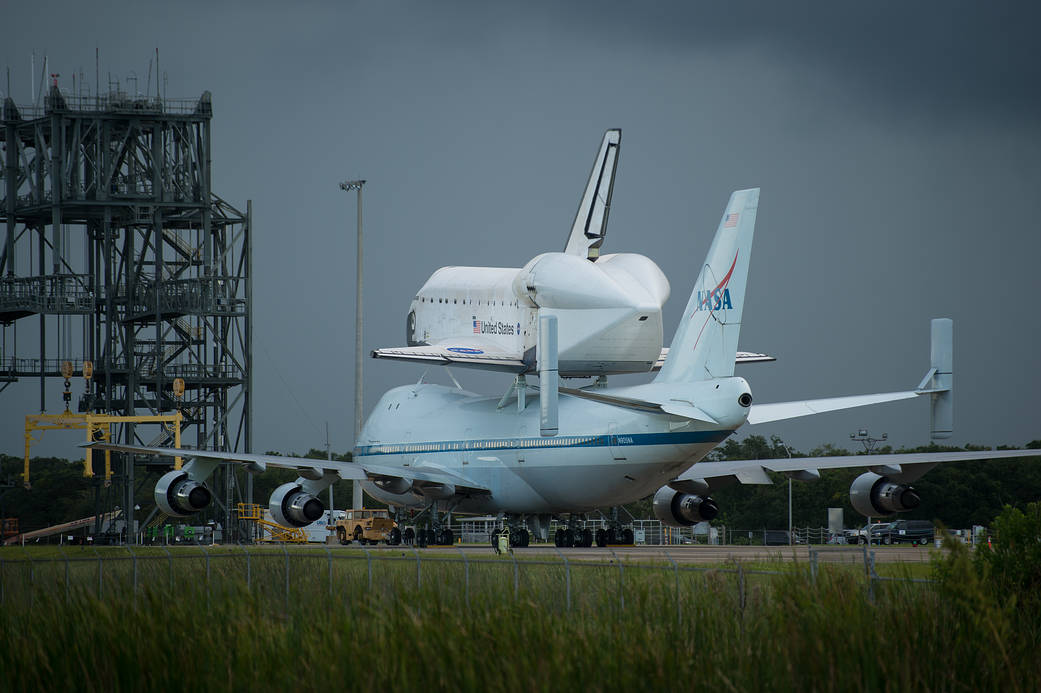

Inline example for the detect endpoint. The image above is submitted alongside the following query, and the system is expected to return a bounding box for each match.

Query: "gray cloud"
[2,1,1038,461]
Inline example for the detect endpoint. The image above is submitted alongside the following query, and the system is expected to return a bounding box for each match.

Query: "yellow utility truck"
[333,508,402,545]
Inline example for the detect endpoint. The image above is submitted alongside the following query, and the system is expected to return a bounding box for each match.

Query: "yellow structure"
[21,363,185,489]
[236,503,308,543]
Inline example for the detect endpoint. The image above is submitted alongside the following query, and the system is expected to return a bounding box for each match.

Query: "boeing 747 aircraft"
[88,184,1037,547]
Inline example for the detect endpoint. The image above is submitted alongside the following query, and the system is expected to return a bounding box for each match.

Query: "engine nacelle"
[269,482,325,528]
[416,482,456,500]
[373,477,413,495]
[652,486,719,527]
[849,472,921,517]
[155,470,212,518]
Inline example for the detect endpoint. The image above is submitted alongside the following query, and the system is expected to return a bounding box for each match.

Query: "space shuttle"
[374,129,771,377]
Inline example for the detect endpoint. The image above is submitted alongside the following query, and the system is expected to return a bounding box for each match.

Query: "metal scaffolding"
[1,80,252,542]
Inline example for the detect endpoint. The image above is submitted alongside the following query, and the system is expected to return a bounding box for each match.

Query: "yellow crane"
[21,361,184,489]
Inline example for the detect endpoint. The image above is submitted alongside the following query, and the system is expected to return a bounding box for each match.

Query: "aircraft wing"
[372,339,527,373]
[672,448,1040,491]
[651,347,774,371]
[82,443,492,494]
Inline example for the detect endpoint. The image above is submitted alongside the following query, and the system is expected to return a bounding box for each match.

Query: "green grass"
[1,546,1038,692]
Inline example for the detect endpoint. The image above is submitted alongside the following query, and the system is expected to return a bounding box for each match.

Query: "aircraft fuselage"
[357,383,740,514]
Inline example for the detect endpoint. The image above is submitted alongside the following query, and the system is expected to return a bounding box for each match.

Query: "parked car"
[843,522,893,545]
[877,519,934,545]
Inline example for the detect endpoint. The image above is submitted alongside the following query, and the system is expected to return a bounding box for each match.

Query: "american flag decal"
[473,319,481,334]
[724,213,739,228]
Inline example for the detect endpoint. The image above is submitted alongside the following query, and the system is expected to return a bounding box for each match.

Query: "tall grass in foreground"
[1,550,1038,692]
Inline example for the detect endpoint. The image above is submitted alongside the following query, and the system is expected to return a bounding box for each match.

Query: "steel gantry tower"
[1,80,252,542]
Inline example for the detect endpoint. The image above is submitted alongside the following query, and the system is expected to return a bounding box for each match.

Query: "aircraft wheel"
[580,528,593,547]
[442,528,455,545]
[622,528,634,545]
[388,527,402,545]
[519,529,530,547]
[554,528,564,547]
[563,528,575,548]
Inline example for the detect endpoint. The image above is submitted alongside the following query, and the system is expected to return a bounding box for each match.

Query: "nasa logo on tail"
[694,288,733,312]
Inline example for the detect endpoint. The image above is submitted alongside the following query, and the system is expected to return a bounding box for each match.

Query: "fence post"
[239,542,251,593]
[362,547,373,591]
[510,550,519,601]
[738,563,746,613]
[126,545,138,601]
[281,541,289,611]
[664,549,680,628]
[552,546,571,612]
[609,548,624,611]
[58,546,70,604]
[323,545,333,598]
[92,546,102,599]
[161,546,173,591]
[867,550,877,603]
[456,548,470,609]
[411,546,422,589]
[21,546,35,610]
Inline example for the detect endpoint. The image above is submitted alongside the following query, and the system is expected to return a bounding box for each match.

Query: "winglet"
[564,129,621,260]
[927,318,953,439]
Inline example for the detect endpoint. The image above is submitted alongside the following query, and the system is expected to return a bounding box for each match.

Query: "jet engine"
[849,472,921,517]
[269,482,325,528]
[652,486,719,527]
[154,470,212,518]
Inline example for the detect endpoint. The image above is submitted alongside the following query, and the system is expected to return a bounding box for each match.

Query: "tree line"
[2,436,1039,534]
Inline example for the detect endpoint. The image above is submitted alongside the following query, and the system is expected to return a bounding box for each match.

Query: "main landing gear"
[554,526,594,548]
[491,525,530,548]
[554,510,635,548]
[408,501,456,547]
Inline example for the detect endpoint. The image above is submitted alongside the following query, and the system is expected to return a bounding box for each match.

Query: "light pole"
[340,179,366,511]
[785,445,793,546]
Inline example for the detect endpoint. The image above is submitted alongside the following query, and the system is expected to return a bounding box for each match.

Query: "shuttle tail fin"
[655,188,759,383]
[564,129,621,260]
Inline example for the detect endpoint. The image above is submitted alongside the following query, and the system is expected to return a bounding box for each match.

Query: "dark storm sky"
[3,1,1039,457]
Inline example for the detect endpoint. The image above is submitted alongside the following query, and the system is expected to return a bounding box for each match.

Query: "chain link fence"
[0,544,931,620]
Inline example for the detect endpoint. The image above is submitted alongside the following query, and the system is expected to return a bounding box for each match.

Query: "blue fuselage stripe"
[356,430,732,457]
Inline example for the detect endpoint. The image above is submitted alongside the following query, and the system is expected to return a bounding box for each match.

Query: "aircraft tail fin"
[655,188,759,383]
[564,129,621,260]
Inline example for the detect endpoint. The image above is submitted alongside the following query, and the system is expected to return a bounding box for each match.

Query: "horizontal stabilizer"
[747,320,954,425]
[652,347,774,371]
[747,391,921,425]
[558,386,719,424]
